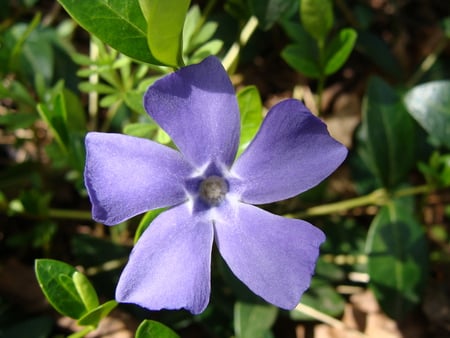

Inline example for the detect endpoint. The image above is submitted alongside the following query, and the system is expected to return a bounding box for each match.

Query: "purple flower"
[84,56,347,314]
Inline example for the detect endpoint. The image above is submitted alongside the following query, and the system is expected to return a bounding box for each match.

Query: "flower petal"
[144,56,240,168]
[116,204,214,314]
[84,132,192,225]
[231,99,347,204]
[214,201,325,309]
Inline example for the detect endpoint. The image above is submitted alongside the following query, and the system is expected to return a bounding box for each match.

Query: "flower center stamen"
[199,175,228,206]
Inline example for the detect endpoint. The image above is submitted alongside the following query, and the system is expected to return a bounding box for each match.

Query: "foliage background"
[1,0,450,337]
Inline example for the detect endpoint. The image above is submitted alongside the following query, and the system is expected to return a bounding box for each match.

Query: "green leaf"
[139,0,190,67]
[366,198,428,319]
[356,30,402,79]
[134,208,166,243]
[237,86,263,156]
[78,300,118,326]
[248,0,298,31]
[57,0,160,65]
[324,28,357,75]
[290,278,345,320]
[135,320,180,338]
[404,80,450,148]
[280,20,320,77]
[35,259,97,319]
[360,76,416,189]
[123,122,157,139]
[73,271,100,311]
[63,88,87,131]
[281,44,320,78]
[182,5,201,52]
[37,91,69,151]
[300,0,334,43]
[189,39,223,64]
[0,112,37,130]
[234,302,278,338]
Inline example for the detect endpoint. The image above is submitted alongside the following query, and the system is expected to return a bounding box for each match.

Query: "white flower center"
[199,175,228,205]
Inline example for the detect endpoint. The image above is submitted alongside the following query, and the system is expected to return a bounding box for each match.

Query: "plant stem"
[295,303,369,338]
[407,34,449,87]
[286,184,431,219]
[88,39,99,131]
[315,40,326,115]
[48,208,93,221]
[67,326,95,338]
[222,16,259,72]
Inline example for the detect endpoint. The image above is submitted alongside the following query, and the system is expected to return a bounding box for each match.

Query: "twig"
[294,303,370,338]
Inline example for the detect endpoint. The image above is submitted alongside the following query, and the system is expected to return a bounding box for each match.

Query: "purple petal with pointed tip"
[231,99,347,204]
[116,203,214,314]
[144,56,240,168]
[84,132,192,225]
[214,201,325,309]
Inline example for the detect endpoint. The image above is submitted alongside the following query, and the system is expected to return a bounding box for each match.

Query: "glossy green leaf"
[237,86,263,156]
[404,80,450,148]
[366,198,428,319]
[139,0,190,67]
[35,259,97,319]
[73,271,100,311]
[361,76,416,189]
[248,0,297,30]
[300,0,334,43]
[78,300,118,326]
[135,319,179,338]
[281,44,320,78]
[234,302,278,338]
[324,28,357,75]
[57,0,159,65]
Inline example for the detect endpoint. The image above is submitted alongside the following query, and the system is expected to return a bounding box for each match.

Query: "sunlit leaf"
[300,0,333,43]
[35,259,97,319]
[139,0,190,67]
[78,300,118,326]
[57,0,159,65]
[237,86,263,156]
[404,80,450,148]
[135,320,179,338]
[73,271,99,311]
[324,28,357,75]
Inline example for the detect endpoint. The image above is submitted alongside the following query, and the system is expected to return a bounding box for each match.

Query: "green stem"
[315,40,326,115]
[222,16,259,72]
[287,184,431,219]
[48,208,93,221]
[407,34,449,87]
[316,75,325,115]
[68,326,95,338]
